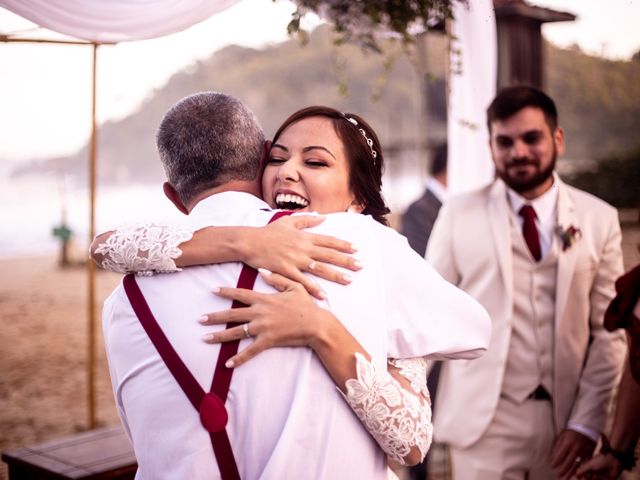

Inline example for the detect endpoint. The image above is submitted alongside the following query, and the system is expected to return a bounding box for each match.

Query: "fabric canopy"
[0,0,241,42]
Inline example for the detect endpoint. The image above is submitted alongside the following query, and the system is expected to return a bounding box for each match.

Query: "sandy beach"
[1,216,639,479]
[0,256,122,480]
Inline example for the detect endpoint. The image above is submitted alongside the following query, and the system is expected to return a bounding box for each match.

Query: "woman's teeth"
[275,193,309,209]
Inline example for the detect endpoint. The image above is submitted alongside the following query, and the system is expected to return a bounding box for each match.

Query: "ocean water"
[0,156,426,258]
[0,164,183,258]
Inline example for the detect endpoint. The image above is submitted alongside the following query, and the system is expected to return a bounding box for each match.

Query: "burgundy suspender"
[123,210,292,480]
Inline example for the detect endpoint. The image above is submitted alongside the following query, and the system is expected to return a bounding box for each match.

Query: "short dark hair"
[156,92,265,205]
[430,143,447,177]
[486,85,558,133]
[272,106,390,225]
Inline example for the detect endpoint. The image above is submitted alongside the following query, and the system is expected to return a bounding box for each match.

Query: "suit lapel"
[555,179,580,325]
[488,180,514,302]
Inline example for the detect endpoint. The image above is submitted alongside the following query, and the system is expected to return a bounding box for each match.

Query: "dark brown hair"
[486,85,558,134]
[271,106,390,225]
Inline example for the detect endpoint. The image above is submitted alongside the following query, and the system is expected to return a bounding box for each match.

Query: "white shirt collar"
[426,177,448,203]
[506,175,558,232]
[186,191,270,230]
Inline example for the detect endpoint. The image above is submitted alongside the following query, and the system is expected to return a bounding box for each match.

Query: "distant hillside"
[546,43,640,161]
[13,26,440,185]
[12,26,640,188]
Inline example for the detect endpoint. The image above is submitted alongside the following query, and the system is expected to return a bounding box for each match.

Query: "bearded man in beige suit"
[426,85,627,480]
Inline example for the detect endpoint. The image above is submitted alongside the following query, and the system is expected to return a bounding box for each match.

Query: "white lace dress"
[94,224,433,464]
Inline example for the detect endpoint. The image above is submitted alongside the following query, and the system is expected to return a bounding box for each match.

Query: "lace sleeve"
[93,224,193,276]
[342,354,433,465]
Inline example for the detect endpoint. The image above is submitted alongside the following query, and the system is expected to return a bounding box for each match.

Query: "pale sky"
[0,0,638,163]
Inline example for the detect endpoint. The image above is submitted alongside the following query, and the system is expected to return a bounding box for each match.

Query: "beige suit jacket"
[426,177,627,448]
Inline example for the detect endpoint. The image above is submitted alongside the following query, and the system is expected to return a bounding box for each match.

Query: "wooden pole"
[87,42,99,429]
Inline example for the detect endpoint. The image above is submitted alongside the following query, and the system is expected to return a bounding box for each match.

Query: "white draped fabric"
[447,0,497,195]
[0,0,241,42]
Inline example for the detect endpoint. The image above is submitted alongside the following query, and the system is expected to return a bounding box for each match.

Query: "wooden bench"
[2,426,137,479]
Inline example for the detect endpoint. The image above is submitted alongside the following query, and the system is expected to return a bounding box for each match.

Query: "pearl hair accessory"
[341,113,378,164]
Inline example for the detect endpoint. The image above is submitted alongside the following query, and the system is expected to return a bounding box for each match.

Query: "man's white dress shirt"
[103,191,490,479]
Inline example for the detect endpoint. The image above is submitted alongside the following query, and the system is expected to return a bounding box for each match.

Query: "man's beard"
[496,150,556,194]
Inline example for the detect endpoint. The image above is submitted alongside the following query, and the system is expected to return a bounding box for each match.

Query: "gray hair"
[156,92,265,204]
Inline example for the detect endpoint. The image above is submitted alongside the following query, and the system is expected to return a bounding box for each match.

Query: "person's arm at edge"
[576,357,640,479]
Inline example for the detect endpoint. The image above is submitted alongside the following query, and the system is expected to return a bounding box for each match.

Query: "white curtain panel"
[0,0,242,42]
[447,0,497,195]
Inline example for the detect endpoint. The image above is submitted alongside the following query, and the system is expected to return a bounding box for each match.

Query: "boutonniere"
[555,225,582,251]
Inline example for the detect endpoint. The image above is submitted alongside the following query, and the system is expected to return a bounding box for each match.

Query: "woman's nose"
[276,161,299,182]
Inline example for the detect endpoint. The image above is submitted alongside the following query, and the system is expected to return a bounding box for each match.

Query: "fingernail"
[350,244,359,252]
[342,273,352,284]
[212,287,220,294]
[258,268,272,276]
[318,290,328,300]
[202,333,215,342]
[198,315,209,324]
[225,359,234,368]
[353,260,363,270]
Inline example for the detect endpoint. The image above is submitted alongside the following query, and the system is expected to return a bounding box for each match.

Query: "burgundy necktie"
[519,205,541,261]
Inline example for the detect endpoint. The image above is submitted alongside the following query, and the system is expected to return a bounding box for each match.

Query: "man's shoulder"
[445,183,492,211]
[405,189,440,215]
[563,182,617,216]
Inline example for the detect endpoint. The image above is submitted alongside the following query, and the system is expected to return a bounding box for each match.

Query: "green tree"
[562,145,640,208]
[288,0,462,52]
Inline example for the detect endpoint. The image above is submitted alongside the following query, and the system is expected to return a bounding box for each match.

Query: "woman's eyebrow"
[303,145,336,160]
[271,143,288,152]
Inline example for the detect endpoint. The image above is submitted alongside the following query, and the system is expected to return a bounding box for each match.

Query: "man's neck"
[186,180,262,213]
[519,174,555,201]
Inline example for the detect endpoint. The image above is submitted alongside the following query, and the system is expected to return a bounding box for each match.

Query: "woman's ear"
[347,199,365,214]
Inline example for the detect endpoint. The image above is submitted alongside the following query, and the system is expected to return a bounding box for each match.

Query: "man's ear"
[260,140,272,169]
[163,182,189,215]
[553,126,566,157]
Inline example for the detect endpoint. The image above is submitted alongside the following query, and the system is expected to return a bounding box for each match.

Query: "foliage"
[562,145,640,208]
[286,0,461,52]
[546,42,640,161]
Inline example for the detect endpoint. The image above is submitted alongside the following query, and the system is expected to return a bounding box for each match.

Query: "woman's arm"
[200,270,432,466]
[90,215,361,298]
[91,224,193,276]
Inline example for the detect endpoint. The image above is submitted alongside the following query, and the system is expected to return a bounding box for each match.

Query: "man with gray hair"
[99,92,490,479]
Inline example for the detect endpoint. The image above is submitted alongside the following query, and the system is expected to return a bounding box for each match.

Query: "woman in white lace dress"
[93,107,447,467]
